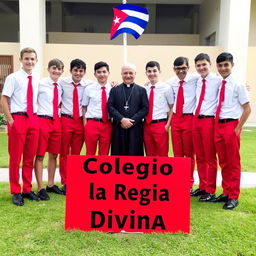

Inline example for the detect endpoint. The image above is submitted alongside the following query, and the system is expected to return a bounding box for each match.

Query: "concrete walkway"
[0,168,255,188]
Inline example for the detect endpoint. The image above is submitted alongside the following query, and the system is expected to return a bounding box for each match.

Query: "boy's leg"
[47,153,58,187]
[144,123,157,156]
[70,118,84,155]
[60,117,73,186]
[35,118,51,190]
[8,115,27,194]
[222,121,241,200]
[181,116,195,187]
[171,115,184,157]
[34,156,44,190]
[201,118,217,194]
[192,119,207,191]
[85,120,101,155]
[22,115,39,193]
[152,122,169,156]
[47,120,61,187]
[98,121,112,155]
[215,123,229,196]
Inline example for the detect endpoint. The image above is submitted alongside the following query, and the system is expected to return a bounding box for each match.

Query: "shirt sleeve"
[165,85,174,105]
[237,83,250,105]
[82,87,90,106]
[2,74,15,97]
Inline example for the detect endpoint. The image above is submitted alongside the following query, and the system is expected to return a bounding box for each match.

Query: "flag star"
[113,16,120,25]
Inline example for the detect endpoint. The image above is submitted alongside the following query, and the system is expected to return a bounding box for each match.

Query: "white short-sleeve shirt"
[59,77,93,116]
[82,82,111,119]
[145,81,174,119]
[194,73,222,116]
[2,69,39,113]
[37,77,62,117]
[218,74,249,119]
[166,73,199,114]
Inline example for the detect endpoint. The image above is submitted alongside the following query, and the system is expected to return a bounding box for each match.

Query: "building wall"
[199,0,220,45]
[249,0,256,46]
[48,32,200,45]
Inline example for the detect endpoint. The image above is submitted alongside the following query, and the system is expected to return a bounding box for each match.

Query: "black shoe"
[223,199,239,210]
[210,194,228,203]
[22,191,41,201]
[61,184,66,195]
[190,187,193,195]
[199,193,215,202]
[12,193,24,206]
[37,188,50,201]
[46,185,64,195]
[190,188,206,197]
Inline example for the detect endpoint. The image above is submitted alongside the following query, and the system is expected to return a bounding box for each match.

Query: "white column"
[19,0,46,77]
[218,0,251,82]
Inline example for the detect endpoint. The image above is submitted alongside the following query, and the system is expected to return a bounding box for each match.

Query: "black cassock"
[107,83,148,156]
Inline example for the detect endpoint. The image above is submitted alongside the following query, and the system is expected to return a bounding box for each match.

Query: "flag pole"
[123,0,127,64]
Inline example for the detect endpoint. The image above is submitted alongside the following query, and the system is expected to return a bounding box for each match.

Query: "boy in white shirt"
[59,59,92,195]
[144,61,174,156]
[1,47,40,206]
[82,61,112,155]
[214,52,251,210]
[34,59,64,200]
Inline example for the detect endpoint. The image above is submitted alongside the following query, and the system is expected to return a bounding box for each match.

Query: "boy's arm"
[165,104,173,131]
[235,102,251,135]
[82,106,87,126]
[1,95,13,126]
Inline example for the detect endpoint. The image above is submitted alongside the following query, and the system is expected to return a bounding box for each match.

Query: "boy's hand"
[110,81,119,87]
[234,126,241,135]
[7,117,14,127]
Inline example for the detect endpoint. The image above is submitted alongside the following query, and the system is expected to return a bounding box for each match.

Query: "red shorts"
[37,117,61,155]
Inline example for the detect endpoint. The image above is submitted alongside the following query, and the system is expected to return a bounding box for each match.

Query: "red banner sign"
[65,156,190,233]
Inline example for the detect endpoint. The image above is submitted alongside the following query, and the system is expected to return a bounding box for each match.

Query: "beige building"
[0,0,255,123]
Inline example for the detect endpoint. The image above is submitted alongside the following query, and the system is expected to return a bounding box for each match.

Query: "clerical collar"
[124,83,134,88]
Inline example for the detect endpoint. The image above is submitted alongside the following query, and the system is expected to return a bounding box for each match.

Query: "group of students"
[1,47,251,211]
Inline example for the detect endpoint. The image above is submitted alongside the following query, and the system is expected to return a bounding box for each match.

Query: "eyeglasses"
[174,67,188,72]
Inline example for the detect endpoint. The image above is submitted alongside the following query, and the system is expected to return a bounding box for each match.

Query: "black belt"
[87,118,103,123]
[151,118,167,123]
[198,115,215,119]
[87,118,110,123]
[183,113,193,116]
[12,112,36,116]
[61,113,82,119]
[38,115,54,120]
[218,118,238,123]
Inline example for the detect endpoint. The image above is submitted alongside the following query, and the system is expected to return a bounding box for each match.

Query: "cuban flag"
[110,4,149,40]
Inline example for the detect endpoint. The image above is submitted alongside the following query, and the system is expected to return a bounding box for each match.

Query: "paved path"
[0,168,255,188]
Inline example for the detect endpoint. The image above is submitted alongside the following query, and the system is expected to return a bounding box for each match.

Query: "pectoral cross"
[124,102,129,110]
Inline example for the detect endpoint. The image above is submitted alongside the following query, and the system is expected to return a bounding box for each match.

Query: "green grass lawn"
[0,127,255,171]
[0,183,255,256]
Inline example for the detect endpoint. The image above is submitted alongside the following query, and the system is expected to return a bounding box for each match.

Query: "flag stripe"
[118,21,144,35]
[112,28,140,40]
[122,10,149,22]
[117,3,148,14]
[124,16,148,29]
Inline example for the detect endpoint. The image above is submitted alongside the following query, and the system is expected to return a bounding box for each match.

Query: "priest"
[108,64,148,156]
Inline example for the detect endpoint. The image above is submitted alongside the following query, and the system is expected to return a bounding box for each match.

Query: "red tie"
[195,78,206,118]
[101,86,108,122]
[176,80,184,116]
[146,85,155,124]
[27,75,33,116]
[72,83,80,120]
[53,83,59,120]
[215,80,226,122]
